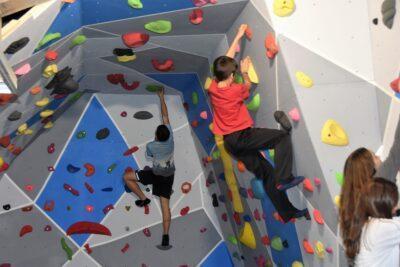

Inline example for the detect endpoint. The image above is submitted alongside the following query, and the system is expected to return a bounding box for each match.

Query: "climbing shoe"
[156,234,172,250]
[276,176,305,191]
[274,111,292,132]
[135,198,151,207]
[293,209,311,220]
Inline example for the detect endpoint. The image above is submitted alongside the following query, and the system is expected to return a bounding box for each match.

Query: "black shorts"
[137,169,174,199]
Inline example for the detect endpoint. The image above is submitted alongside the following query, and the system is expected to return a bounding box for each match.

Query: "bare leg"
[123,170,147,201]
[160,197,171,235]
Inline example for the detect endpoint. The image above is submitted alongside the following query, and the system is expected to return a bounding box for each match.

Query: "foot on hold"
[135,198,151,207]
[157,234,172,250]
[274,111,292,132]
[276,176,305,191]
[293,209,311,220]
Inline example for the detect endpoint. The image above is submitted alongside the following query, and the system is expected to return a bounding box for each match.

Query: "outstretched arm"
[226,24,248,58]
[157,87,170,125]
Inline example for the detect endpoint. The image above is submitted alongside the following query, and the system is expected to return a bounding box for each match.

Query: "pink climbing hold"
[45,50,58,61]
[48,166,55,172]
[44,225,52,232]
[180,206,190,216]
[0,264,11,267]
[14,63,31,76]
[143,228,151,237]
[151,59,174,72]
[63,183,79,196]
[47,143,55,154]
[122,32,149,48]
[200,111,208,120]
[314,177,321,186]
[303,178,314,192]
[25,184,34,192]
[288,108,300,122]
[19,225,33,237]
[121,243,130,253]
[313,209,325,225]
[86,205,94,212]
[326,247,333,254]
[390,77,400,93]
[192,0,212,7]
[189,9,204,25]
[200,227,207,233]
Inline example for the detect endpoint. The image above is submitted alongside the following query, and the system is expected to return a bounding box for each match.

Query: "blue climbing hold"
[101,187,113,192]
[218,173,225,181]
[251,178,267,199]
[67,164,80,173]
[243,215,252,222]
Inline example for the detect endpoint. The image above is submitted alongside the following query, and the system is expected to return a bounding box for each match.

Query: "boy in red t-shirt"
[208,24,309,222]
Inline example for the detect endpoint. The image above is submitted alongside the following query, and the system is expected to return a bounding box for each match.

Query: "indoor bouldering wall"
[0,0,398,266]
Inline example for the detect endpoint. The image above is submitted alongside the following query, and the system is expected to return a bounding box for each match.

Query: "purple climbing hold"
[67,164,80,173]
[218,195,226,203]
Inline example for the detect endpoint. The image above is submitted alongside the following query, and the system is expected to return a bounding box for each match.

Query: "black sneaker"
[293,209,311,220]
[274,111,292,132]
[157,234,172,250]
[135,198,150,207]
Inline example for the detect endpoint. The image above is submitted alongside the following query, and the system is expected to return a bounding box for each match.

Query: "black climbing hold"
[373,18,379,25]
[212,193,219,207]
[4,37,30,54]
[113,48,135,57]
[145,187,151,192]
[67,206,72,211]
[8,111,22,121]
[133,111,153,120]
[45,67,79,95]
[96,128,110,140]
[282,240,289,248]
[3,204,11,210]
[67,164,80,173]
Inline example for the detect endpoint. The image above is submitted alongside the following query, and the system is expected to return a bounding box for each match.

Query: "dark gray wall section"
[375,88,391,138]
[6,94,92,199]
[0,206,78,266]
[90,210,221,266]
[87,1,248,36]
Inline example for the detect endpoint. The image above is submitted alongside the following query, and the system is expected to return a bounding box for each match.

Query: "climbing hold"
[313,209,324,225]
[43,64,58,78]
[15,63,31,76]
[145,20,172,34]
[121,111,127,117]
[48,166,55,172]
[45,50,58,61]
[121,243,130,253]
[191,120,199,128]
[295,71,313,88]
[8,110,22,121]
[237,161,246,172]
[265,33,279,59]
[101,187,113,192]
[143,228,151,237]
[221,213,228,222]
[0,136,10,148]
[82,163,95,177]
[0,157,3,168]
[70,35,87,48]
[107,163,117,173]
[193,0,217,7]
[30,86,42,95]
[334,195,341,207]
[271,236,284,251]
[40,109,54,118]
[303,178,314,192]
[38,33,61,49]
[96,128,110,140]
[245,26,253,40]
[314,177,321,186]
[0,94,17,106]
[114,48,137,62]
[47,143,55,154]
[212,150,220,160]
[246,93,260,111]
[233,212,241,225]
[292,261,304,267]
[146,84,164,93]
[44,225,52,232]
[133,111,153,120]
[122,32,150,48]
[60,238,73,261]
[288,108,300,122]
[303,239,314,254]
[0,161,9,173]
[151,59,174,72]
[228,235,238,245]
[22,205,33,212]
[77,130,86,139]
[35,97,50,107]
[261,235,270,246]
[64,183,80,196]
[326,246,333,254]
[243,215,252,222]
[144,205,150,215]
[315,241,325,259]
[382,0,396,29]
[84,243,93,254]
[107,73,124,85]
[103,204,114,215]
[3,204,10,210]
[85,182,94,194]
[67,164,80,173]
[44,200,55,211]
[204,77,212,90]
[181,182,192,193]
[19,225,33,237]
[18,123,33,135]
[273,0,295,17]
[248,59,259,84]
[189,9,204,25]
[390,77,400,93]
[200,111,208,120]
[200,227,207,233]
[192,92,199,106]
[254,209,261,221]
[84,205,94,212]
[321,119,349,146]
[180,206,190,216]
[123,146,139,156]
[25,184,34,191]
[212,193,219,207]
[251,178,267,199]
[5,37,29,54]
[128,0,143,8]
[67,221,112,236]
[234,74,244,84]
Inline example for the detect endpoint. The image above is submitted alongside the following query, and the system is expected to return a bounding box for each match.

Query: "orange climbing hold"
[19,225,33,237]
[45,50,58,61]
[122,32,149,48]
[265,33,279,59]
[30,86,42,95]
[191,120,199,128]
[0,94,17,106]
[390,77,400,93]
[237,161,246,172]
[303,239,314,254]
[84,163,95,177]
[245,26,253,40]
[123,146,139,156]
[313,209,325,225]
[151,59,174,72]
[303,178,314,192]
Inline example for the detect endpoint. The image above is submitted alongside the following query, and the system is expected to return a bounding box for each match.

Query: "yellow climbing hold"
[295,71,313,88]
[273,0,295,17]
[35,97,50,107]
[292,261,304,267]
[18,123,33,135]
[40,110,54,118]
[334,195,341,207]
[247,93,260,111]
[315,241,325,259]
[248,59,259,84]
[204,77,212,90]
[321,119,349,146]
[117,54,136,63]
[0,157,3,168]
[44,121,54,129]
[209,123,213,132]
[239,222,256,249]
[43,64,58,78]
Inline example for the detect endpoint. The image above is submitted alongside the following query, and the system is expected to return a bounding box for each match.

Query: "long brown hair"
[341,178,398,263]
[339,148,376,261]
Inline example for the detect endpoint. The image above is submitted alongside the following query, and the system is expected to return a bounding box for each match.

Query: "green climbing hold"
[269,149,275,160]
[247,93,260,111]
[271,236,284,251]
[61,238,73,260]
[37,33,62,49]
[107,163,117,173]
[146,84,163,93]
[68,92,84,103]
[128,0,143,8]
[70,35,87,48]
[144,20,172,34]
[336,172,344,186]
[192,92,199,105]
[77,131,86,139]
[212,150,221,160]
[228,235,238,245]
[234,74,244,84]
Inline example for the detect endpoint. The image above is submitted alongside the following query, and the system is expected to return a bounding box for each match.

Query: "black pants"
[224,127,300,222]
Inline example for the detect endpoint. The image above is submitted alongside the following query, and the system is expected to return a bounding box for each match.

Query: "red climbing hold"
[254,209,261,221]
[122,32,149,48]
[261,235,270,246]
[22,205,33,212]
[85,182,94,194]
[391,77,400,93]
[44,225,52,232]
[265,33,279,59]
[25,184,34,192]
[45,50,58,61]
[143,228,151,237]
[107,73,124,85]
[144,205,150,215]
[44,200,55,211]
[121,111,127,117]
[47,143,55,154]
[48,166,55,172]
[84,243,93,254]
[0,135,10,148]
[64,183,79,196]
[86,205,94,212]
[191,120,199,128]
[67,221,112,236]
[121,80,140,91]
[180,206,190,216]
[247,188,254,199]
[121,243,130,253]
[84,163,95,177]
[151,59,174,72]
[0,162,9,173]
[245,26,253,40]
[123,146,139,156]
[103,204,114,215]
[303,178,314,192]
[233,212,241,225]
[12,147,22,155]
[0,94,17,106]
[189,9,204,25]
[19,225,33,237]
[221,213,228,222]
[313,209,325,225]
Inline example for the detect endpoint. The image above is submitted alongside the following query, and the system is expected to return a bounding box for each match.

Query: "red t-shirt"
[208,80,253,135]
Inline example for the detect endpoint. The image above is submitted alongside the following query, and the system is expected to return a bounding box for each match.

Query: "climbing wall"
[0,0,397,266]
